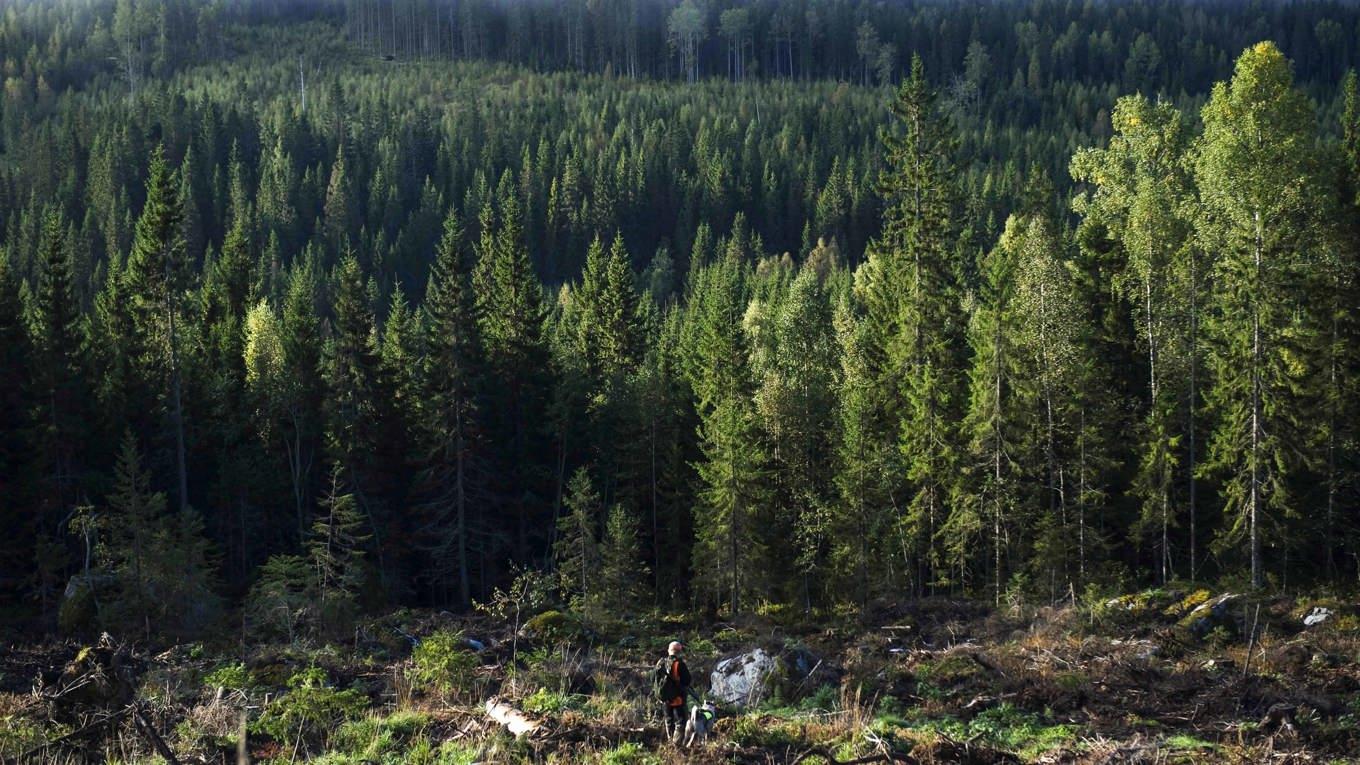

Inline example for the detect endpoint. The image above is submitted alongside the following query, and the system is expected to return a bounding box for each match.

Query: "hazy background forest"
[2,0,1360,645]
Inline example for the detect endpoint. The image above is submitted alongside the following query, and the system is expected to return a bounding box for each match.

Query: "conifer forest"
[4,0,1360,762]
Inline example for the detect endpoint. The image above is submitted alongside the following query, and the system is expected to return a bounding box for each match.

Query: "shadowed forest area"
[2,0,1360,762]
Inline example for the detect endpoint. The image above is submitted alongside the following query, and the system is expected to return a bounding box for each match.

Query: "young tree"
[246,553,315,643]
[309,465,371,635]
[554,466,601,606]
[102,432,217,640]
[597,503,650,616]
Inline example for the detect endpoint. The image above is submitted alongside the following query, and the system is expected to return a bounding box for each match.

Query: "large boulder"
[710,648,779,707]
[709,646,841,708]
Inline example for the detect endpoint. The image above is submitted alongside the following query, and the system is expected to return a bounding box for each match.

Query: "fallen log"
[484,697,543,737]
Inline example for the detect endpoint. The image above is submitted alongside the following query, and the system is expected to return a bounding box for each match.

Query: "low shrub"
[408,630,480,702]
[204,662,255,692]
[252,667,368,748]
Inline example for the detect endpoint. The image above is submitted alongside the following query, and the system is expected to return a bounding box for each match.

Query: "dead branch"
[132,703,182,765]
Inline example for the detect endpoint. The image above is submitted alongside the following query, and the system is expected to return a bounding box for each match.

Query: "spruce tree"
[951,216,1035,602]
[124,145,191,514]
[686,257,766,613]
[475,195,549,562]
[597,504,650,617]
[32,212,88,532]
[572,233,646,509]
[749,265,837,604]
[829,293,898,604]
[415,212,484,606]
[323,145,358,257]
[554,467,602,607]
[309,464,371,636]
[280,260,324,539]
[103,431,218,640]
[0,247,34,606]
[322,255,393,582]
[867,54,968,593]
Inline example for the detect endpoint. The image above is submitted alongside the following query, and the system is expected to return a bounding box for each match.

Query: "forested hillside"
[1,0,1359,645]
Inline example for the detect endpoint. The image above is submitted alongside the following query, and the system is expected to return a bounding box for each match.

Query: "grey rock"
[710,648,778,707]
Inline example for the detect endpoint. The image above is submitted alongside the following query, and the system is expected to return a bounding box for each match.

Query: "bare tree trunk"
[456,409,470,606]
[1250,212,1263,590]
[650,411,660,603]
[165,254,189,514]
[1078,407,1086,586]
[993,323,1003,607]
[1188,246,1199,581]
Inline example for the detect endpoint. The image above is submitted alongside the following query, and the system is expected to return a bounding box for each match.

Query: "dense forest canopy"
[1,0,1359,643]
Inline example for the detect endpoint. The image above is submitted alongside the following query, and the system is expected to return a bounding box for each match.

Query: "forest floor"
[2,588,1359,764]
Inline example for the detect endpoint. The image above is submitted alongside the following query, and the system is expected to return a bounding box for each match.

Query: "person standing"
[653,640,692,743]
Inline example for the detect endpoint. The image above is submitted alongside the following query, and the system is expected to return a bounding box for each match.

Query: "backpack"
[653,657,680,702]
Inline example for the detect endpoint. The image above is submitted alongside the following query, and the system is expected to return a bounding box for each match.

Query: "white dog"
[684,700,717,747]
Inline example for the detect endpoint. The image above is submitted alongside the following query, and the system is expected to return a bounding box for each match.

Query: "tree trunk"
[456,410,470,606]
[1250,212,1263,590]
[165,254,189,514]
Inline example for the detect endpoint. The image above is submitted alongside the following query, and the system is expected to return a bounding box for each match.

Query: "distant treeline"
[342,0,1360,93]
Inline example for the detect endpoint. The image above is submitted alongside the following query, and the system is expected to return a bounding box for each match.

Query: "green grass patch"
[881,703,1079,759]
[1163,733,1218,751]
[522,687,586,714]
[312,712,434,764]
[0,716,59,758]
[595,741,661,764]
[729,714,806,749]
